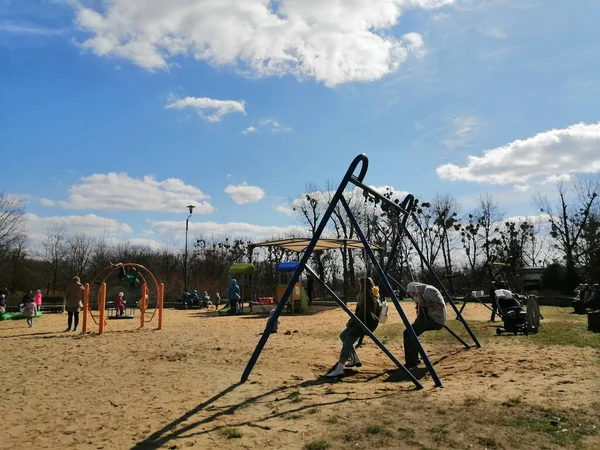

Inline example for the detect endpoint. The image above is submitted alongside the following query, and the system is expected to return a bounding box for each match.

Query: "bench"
[39,297,65,313]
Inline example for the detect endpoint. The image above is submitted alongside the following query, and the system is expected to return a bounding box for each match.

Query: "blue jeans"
[339,326,363,360]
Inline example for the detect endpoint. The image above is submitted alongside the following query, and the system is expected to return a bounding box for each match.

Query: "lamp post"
[184,204,195,292]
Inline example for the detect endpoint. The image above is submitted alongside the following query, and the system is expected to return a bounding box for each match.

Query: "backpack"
[376,298,388,324]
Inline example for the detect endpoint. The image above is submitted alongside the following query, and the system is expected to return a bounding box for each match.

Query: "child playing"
[24,295,37,328]
[115,292,125,316]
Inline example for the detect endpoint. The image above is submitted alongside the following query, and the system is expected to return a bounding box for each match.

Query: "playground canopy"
[249,238,380,253]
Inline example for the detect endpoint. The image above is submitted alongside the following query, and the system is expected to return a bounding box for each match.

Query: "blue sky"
[1,0,600,248]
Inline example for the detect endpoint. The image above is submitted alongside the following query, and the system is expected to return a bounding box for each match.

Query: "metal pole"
[340,196,443,387]
[402,223,481,348]
[184,217,189,292]
[158,283,164,330]
[98,283,106,335]
[305,266,422,389]
[82,283,89,333]
[240,154,369,383]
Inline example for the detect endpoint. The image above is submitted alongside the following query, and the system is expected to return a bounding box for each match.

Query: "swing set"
[82,263,165,335]
[241,154,481,389]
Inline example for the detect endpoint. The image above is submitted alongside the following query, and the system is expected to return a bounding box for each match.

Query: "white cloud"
[480,26,506,39]
[150,220,305,241]
[166,96,246,122]
[542,174,572,184]
[127,238,163,251]
[442,116,479,148]
[43,173,215,213]
[436,122,600,185]
[24,213,133,242]
[242,126,258,134]
[72,0,451,87]
[274,204,295,216]
[0,23,65,36]
[224,183,266,205]
[259,118,292,133]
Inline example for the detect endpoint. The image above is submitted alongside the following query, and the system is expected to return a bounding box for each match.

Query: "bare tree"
[0,192,27,256]
[292,183,328,280]
[431,194,461,293]
[65,233,96,280]
[41,225,67,294]
[536,175,600,286]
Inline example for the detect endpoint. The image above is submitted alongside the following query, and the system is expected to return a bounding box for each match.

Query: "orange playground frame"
[82,263,164,335]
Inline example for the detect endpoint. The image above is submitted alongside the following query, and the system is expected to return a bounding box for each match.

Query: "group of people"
[180,289,220,309]
[326,278,447,378]
[0,277,84,331]
[574,283,600,312]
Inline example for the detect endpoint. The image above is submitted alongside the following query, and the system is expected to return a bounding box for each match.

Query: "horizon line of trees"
[1,174,598,301]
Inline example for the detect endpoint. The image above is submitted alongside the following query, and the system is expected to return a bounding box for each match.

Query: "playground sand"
[1,304,599,450]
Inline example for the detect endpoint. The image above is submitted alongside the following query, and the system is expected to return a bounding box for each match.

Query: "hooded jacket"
[227,279,240,301]
[64,282,84,310]
[406,282,447,326]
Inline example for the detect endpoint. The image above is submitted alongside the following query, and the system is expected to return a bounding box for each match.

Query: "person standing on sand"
[64,276,84,332]
[34,289,43,313]
[23,295,37,328]
[227,279,240,315]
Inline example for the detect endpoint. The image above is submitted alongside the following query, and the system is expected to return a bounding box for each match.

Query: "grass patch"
[307,408,319,415]
[218,427,242,439]
[367,424,383,434]
[285,413,303,420]
[324,387,335,395]
[428,424,449,442]
[237,397,255,410]
[502,396,522,407]
[288,390,303,403]
[477,436,500,449]
[463,396,484,407]
[505,406,598,446]
[526,320,600,349]
[398,427,416,439]
[303,439,331,450]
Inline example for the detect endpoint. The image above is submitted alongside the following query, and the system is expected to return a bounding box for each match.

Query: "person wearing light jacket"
[34,289,43,313]
[404,282,447,369]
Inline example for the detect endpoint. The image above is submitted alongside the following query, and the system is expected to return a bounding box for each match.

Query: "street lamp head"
[187,205,195,215]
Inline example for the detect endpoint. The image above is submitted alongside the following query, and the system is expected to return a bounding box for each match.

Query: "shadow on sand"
[131,368,421,449]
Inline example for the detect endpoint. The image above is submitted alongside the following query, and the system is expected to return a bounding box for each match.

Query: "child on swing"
[115,292,125,316]
[326,277,380,378]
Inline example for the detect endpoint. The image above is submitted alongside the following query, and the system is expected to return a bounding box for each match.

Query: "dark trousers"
[229,299,236,315]
[403,315,443,366]
[67,311,79,330]
[489,301,498,321]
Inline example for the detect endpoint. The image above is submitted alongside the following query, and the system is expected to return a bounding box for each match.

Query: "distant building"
[518,266,545,291]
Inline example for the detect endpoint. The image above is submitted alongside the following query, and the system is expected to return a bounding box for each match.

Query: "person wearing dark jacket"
[587,284,600,311]
[326,277,380,378]
[489,275,508,321]
[64,276,84,332]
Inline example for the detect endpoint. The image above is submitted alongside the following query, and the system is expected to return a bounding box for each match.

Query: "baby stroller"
[494,289,534,336]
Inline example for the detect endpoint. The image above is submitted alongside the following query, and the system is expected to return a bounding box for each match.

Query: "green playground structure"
[0,311,43,321]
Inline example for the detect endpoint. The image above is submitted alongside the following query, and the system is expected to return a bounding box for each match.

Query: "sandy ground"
[1,303,599,450]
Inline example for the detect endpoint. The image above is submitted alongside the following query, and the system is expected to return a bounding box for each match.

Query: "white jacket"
[407,282,447,326]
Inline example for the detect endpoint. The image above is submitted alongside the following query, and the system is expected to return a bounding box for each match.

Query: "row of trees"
[0,175,598,302]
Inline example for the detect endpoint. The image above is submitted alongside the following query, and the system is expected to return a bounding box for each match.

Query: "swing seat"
[108,314,135,320]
